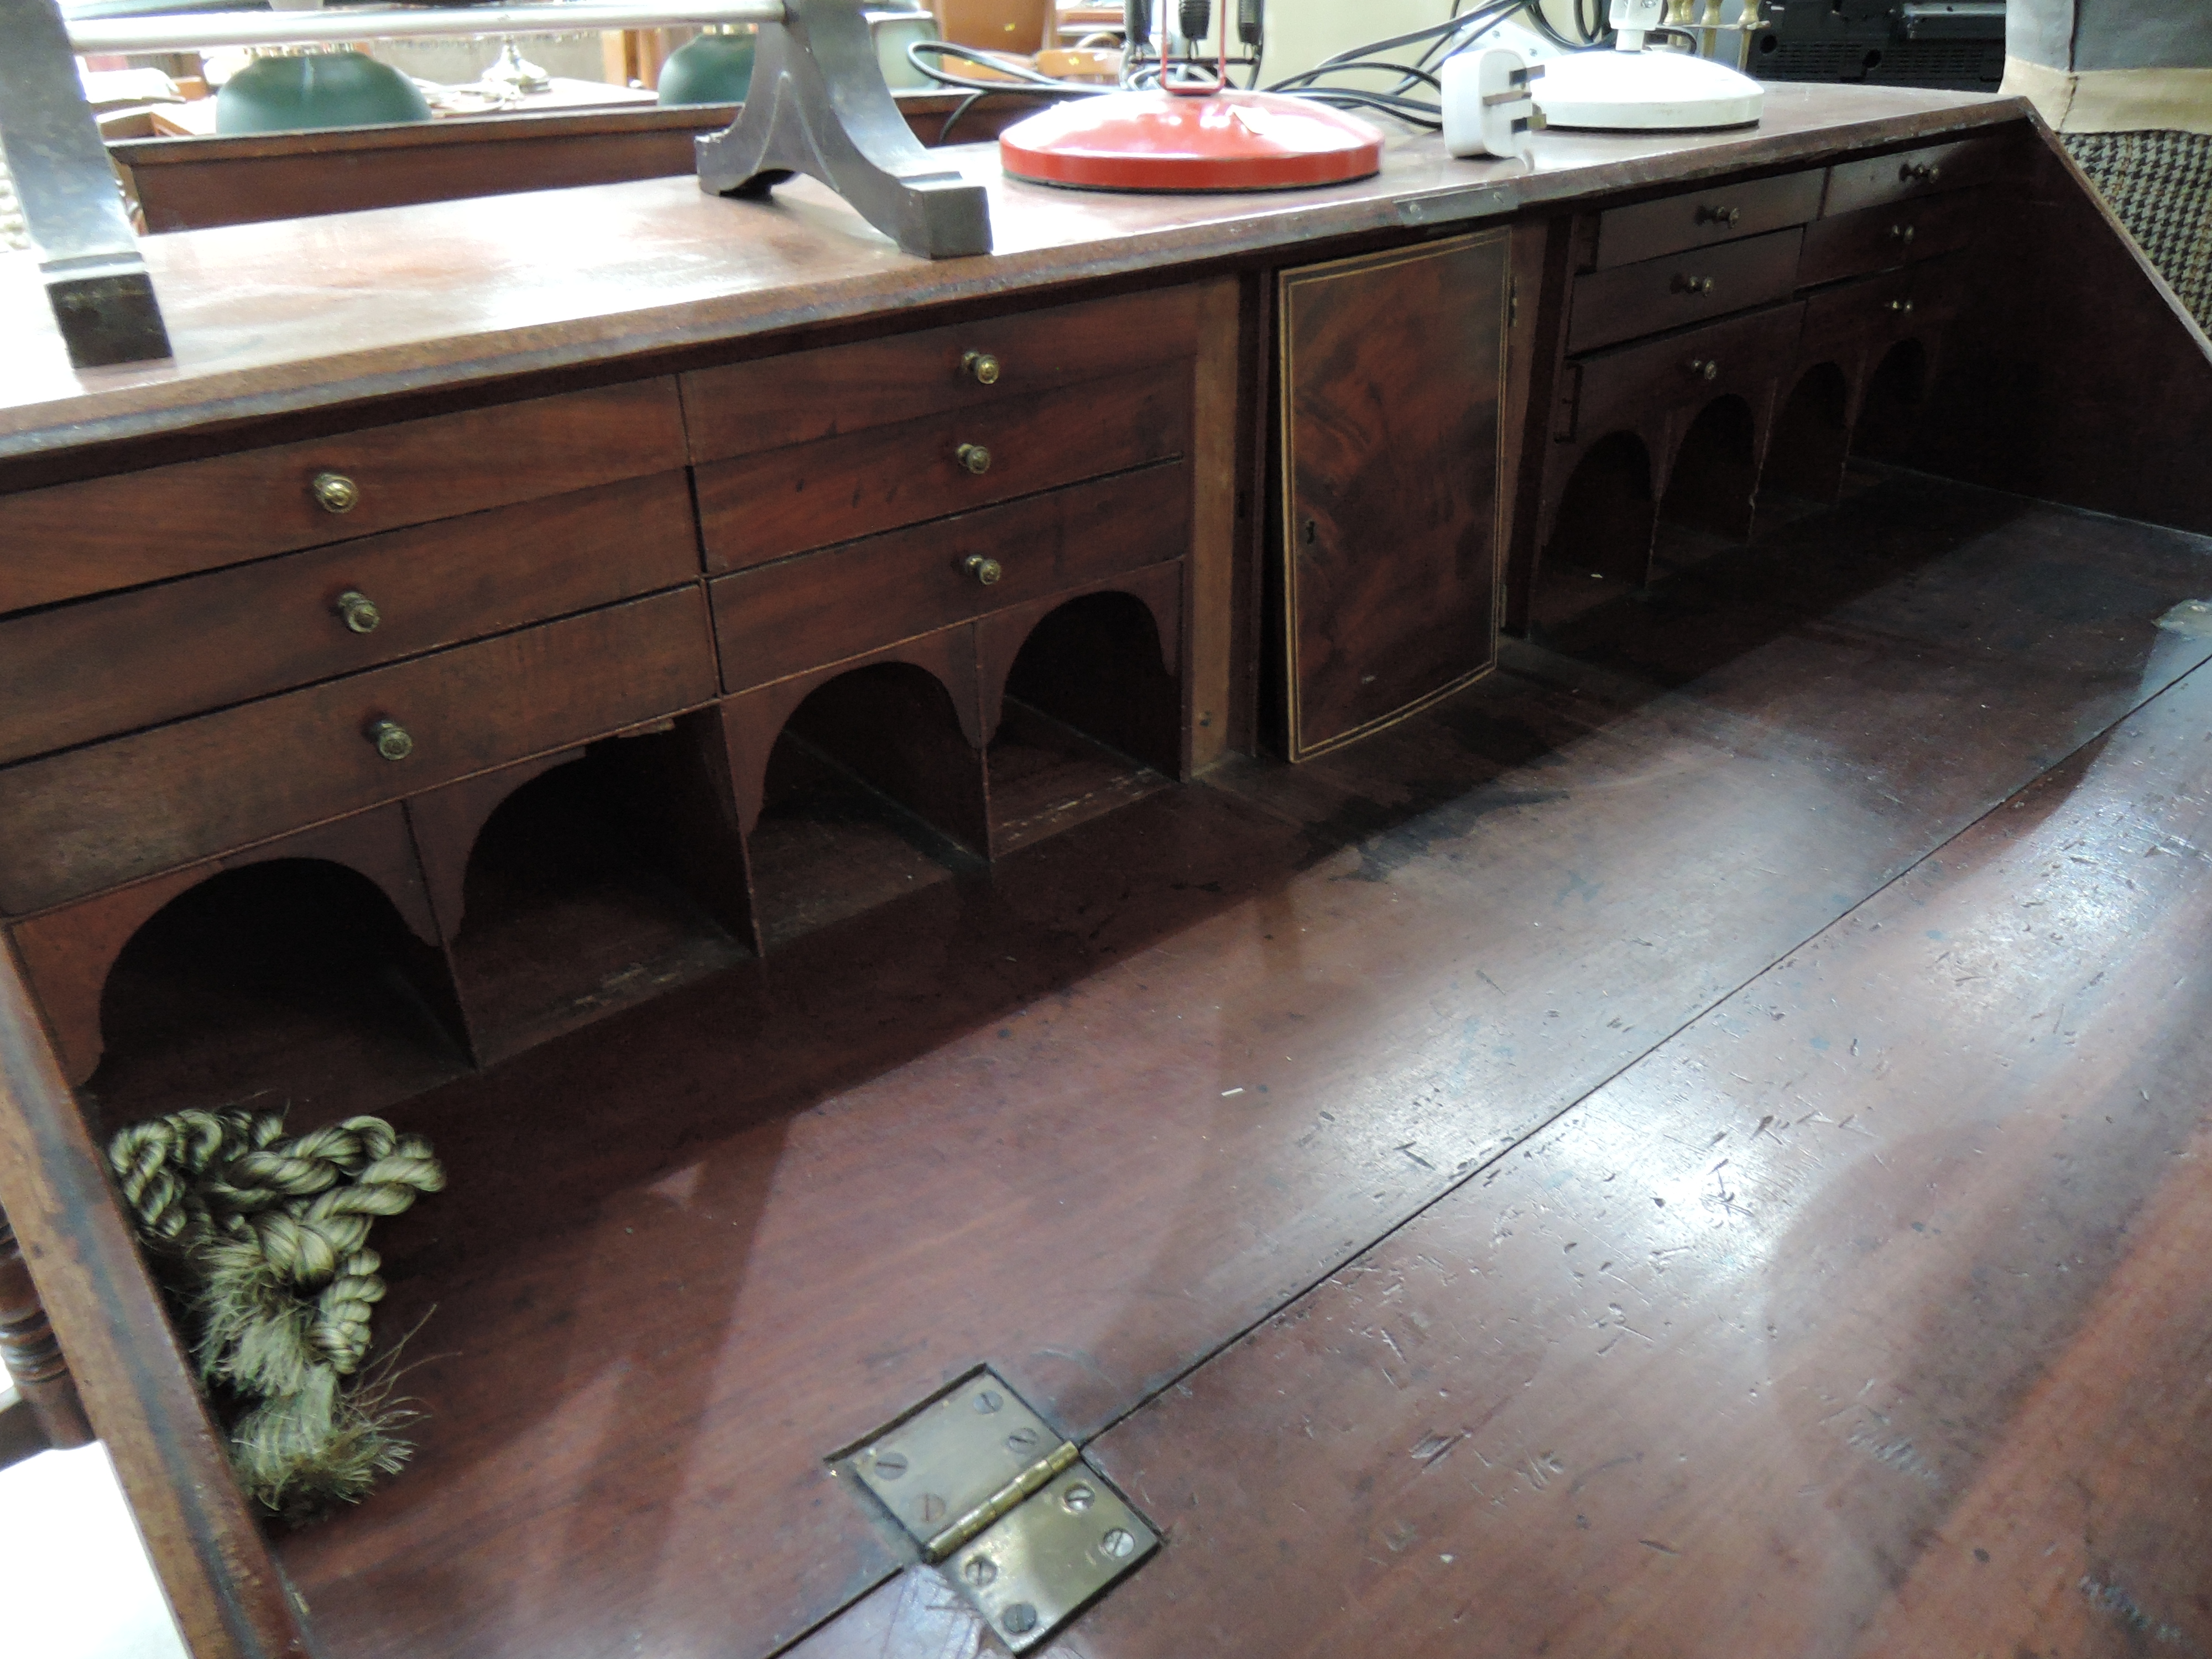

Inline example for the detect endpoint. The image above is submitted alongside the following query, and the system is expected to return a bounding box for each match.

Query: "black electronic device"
[1750,0,2005,92]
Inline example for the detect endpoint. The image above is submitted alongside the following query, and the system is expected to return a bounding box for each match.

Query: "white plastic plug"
[1441,48,1545,163]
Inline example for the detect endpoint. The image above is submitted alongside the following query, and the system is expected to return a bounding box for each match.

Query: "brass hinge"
[841,1369,1157,1651]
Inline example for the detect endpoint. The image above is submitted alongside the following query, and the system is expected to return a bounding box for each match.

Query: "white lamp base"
[1534,48,1763,132]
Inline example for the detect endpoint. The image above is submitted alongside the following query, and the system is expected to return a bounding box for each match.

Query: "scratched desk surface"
[253,465,2212,1659]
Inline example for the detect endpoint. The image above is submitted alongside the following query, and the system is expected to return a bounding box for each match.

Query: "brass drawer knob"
[962,350,1001,385]
[312,472,360,514]
[1687,357,1719,380]
[1900,160,1942,182]
[1885,298,1916,315]
[1695,204,1741,227]
[956,442,993,475]
[1671,273,1715,295]
[1890,222,1916,244]
[963,554,1004,586]
[368,718,414,761]
[334,589,382,634]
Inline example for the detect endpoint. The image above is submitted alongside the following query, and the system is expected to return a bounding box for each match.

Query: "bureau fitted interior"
[9,93,2212,1659]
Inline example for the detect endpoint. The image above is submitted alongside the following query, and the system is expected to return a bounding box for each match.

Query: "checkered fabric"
[2064,129,2212,331]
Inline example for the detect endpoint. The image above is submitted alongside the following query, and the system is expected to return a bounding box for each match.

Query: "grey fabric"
[2064,129,2212,328]
[2010,0,2212,74]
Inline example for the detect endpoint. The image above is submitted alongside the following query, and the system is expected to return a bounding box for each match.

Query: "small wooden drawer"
[0,587,718,917]
[1820,132,2009,218]
[1798,188,1985,288]
[1799,256,1968,362]
[1560,302,1806,443]
[0,379,688,617]
[712,462,1190,692]
[680,285,1199,464]
[1589,168,1825,270]
[1568,227,1803,354]
[0,472,700,767]
[694,366,1191,573]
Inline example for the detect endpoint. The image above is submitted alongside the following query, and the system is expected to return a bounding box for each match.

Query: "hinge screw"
[874,1452,907,1480]
[1006,1427,1041,1454]
[1100,1528,1136,1559]
[1062,1483,1095,1512]
[1002,1603,1039,1635]
[973,1389,1004,1415]
[963,1556,998,1587]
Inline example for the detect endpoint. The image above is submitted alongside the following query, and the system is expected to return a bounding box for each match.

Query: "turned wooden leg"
[0,1207,94,1465]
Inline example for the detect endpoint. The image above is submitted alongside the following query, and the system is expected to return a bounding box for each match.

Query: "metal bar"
[0,0,171,367]
[69,1,784,53]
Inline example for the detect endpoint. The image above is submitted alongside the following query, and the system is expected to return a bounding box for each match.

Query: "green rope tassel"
[107,1106,444,1518]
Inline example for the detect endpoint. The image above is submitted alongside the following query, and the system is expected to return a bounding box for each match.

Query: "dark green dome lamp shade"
[216,51,434,135]
[657,29,756,106]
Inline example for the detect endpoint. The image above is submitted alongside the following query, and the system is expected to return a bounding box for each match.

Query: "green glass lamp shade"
[657,32,756,107]
[217,51,433,135]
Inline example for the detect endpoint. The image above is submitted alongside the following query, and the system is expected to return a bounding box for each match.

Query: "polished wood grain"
[709,463,1189,693]
[679,285,1197,463]
[0,88,2026,477]
[0,380,687,615]
[1797,185,1984,288]
[1077,639,2212,1659]
[268,477,2212,1659]
[0,471,698,765]
[1279,233,1509,760]
[0,588,718,916]
[693,367,1192,572]
[1819,129,2011,217]
[1590,166,1825,270]
[1567,226,1805,355]
[0,939,309,1657]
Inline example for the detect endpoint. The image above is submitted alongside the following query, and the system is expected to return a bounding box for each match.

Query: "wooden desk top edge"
[0,85,2027,474]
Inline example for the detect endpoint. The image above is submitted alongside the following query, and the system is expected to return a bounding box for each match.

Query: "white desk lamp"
[1533,0,1762,131]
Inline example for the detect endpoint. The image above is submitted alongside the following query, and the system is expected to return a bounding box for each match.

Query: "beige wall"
[1258,0,1584,81]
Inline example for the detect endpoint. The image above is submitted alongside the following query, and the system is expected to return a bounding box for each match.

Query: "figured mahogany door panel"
[1821,130,2012,217]
[1280,231,1510,761]
[693,367,1192,573]
[0,588,718,917]
[1798,187,1985,288]
[0,379,688,615]
[1589,167,1826,270]
[0,472,700,767]
[1559,301,1805,446]
[710,462,1191,693]
[1567,226,1804,354]
[680,285,1201,462]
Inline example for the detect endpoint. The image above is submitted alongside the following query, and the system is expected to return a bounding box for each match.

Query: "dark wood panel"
[1567,226,1804,354]
[1565,301,1803,445]
[1280,233,1509,759]
[0,471,699,765]
[1079,648,2212,1659]
[1821,129,2012,217]
[1797,185,1985,287]
[0,380,688,615]
[710,463,1189,692]
[1590,165,1826,270]
[694,368,1192,572]
[0,588,717,916]
[260,477,2212,1659]
[680,285,1199,462]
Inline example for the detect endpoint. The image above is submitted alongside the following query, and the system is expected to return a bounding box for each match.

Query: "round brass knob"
[1886,299,1916,315]
[1697,204,1741,227]
[1901,160,1942,182]
[334,589,382,634]
[963,554,1003,586]
[956,442,993,476]
[1673,273,1715,295]
[368,718,414,761]
[312,472,359,514]
[1890,222,1916,244]
[962,350,1001,385]
[1687,358,1719,381]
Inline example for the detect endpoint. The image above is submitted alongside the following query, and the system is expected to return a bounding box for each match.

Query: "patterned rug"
[2064,129,2212,331]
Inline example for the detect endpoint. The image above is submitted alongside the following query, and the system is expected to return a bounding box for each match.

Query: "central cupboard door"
[1279,231,1511,759]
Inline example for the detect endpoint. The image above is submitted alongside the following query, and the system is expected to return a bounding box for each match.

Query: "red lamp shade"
[999,90,1385,192]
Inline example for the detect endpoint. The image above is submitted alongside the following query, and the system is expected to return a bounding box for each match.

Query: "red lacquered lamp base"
[999,90,1385,192]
